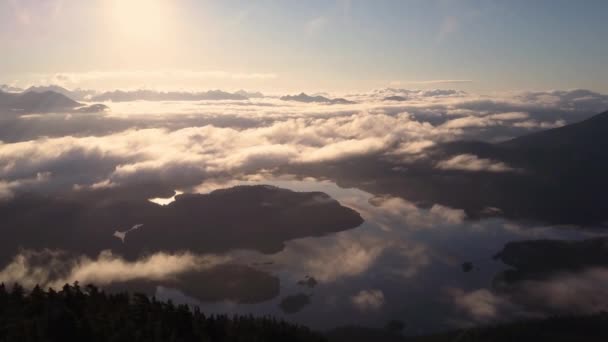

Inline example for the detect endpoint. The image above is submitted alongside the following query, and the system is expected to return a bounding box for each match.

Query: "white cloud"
[441,116,493,129]
[284,234,386,282]
[305,16,328,35]
[392,140,435,155]
[365,196,466,230]
[0,172,51,200]
[437,16,460,41]
[351,289,385,311]
[8,0,63,26]
[513,267,608,314]
[0,249,230,290]
[28,70,278,89]
[488,112,529,121]
[447,267,608,325]
[447,288,512,323]
[514,119,566,129]
[0,88,604,194]
[435,154,516,172]
[396,80,474,85]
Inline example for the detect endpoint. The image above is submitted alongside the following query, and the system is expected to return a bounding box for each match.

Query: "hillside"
[2,283,607,342]
[0,90,82,113]
[0,283,325,342]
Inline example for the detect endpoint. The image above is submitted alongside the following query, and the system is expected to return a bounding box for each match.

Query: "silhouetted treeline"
[408,313,608,342]
[3,282,608,342]
[328,314,608,342]
[0,283,326,342]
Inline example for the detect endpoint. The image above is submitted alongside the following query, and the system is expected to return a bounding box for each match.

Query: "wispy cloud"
[305,16,328,36]
[8,0,63,26]
[437,15,460,41]
[351,289,385,311]
[435,154,517,173]
[26,70,279,89]
[390,80,473,86]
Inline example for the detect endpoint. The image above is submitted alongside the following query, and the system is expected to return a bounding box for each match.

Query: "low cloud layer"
[0,249,228,290]
[351,289,385,312]
[448,267,608,326]
[1,88,605,196]
[435,154,516,172]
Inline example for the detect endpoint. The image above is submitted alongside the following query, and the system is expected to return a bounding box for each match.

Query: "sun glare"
[107,0,174,43]
[102,0,183,65]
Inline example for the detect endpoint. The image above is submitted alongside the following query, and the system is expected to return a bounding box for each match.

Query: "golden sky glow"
[1,1,607,92]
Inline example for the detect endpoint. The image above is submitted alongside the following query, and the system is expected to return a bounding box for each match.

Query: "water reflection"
[0,176,605,334]
[147,178,603,334]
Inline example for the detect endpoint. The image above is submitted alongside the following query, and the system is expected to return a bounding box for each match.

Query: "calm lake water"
[147,178,600,334]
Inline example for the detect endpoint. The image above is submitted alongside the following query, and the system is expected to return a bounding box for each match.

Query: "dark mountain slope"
[0,90,82,113]
[503,109,608,150]
[427,110,608,224]
[287,109,608,225]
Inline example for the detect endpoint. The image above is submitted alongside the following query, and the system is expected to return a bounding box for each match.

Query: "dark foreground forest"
[0,283,325,342]
[1,283,607,342]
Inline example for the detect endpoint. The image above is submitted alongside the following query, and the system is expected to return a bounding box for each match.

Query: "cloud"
[7,0,63,26]
[305,16,328,35]
[285,234,386,282]
[513,119,565,129]
[435,154,516,172]
[0,111,425,190]
[0,172,51,200]
[298,137,388,163]
[437,16,460,41]
[395,80,474,86]
[447,267,608,325]
[267,189,466,284]
[487,112,529,121]
[447,288,516,323]
[0,249,229,289]
[351,289,385,311]
[28,70,278,89]
[511,267,608,314]
[441,116,494,129]
[440,112,530,130]
[436,6,481,43]
[392,140,436,154]
[0,88,605,195]
[365,196,466,230]
[268,221,434,285]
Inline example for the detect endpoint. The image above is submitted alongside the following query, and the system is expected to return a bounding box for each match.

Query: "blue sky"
[1,0,607,92]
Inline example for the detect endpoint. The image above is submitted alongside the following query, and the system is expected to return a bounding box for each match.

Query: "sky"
[1,0,607,93]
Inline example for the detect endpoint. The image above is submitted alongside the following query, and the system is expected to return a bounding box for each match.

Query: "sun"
[106,0,174,43]
[102,0,183,63]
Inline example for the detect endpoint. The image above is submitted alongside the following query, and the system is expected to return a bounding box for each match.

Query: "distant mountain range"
[280,92,356,104]
[90,89,250,102]
[2,85,365,104]
[4,85,268,102]
[383,95,408,101]
[0,90,107,114]
[0,90,80,113]
[23,85,97,101]
[235,89,264,98]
